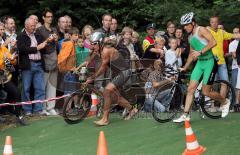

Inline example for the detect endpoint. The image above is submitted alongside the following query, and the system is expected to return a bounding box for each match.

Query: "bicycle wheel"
[200,80,235,119]
[62,92,91,124]
[152,81,184,123]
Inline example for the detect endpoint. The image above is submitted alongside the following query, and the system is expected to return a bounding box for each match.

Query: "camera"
[4,58,15,72]
[49,34,54,38]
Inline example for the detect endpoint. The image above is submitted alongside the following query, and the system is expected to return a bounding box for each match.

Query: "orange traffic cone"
[97,131,108,155]
[182,120,206,155]
[3,136,13,155]
[88,93,99,117]
[91,93,99,106]
[87,105,97,117]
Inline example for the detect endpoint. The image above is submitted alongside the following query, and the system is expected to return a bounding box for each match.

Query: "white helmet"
[180,12,194,25]
[89,31,104,43]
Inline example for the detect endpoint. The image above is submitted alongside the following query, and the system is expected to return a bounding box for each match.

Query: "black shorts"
[111,69,132,88]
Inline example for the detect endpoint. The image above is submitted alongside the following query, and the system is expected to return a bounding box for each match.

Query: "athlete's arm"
[181,47,194,71]
[198,27,216,54]
[74,51,97,71]
[90,47,110,79]
[191,27,216,59]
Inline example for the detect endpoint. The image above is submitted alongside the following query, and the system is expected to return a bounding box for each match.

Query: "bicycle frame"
[164,66,206,118]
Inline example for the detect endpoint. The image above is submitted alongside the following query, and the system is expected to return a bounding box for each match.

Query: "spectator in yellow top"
[208,16,240,100]
[0,45,16,81]
[142,23,156,53]
[208,16,240,82]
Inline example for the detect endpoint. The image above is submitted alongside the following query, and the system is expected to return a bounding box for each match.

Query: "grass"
[0,113,239,155]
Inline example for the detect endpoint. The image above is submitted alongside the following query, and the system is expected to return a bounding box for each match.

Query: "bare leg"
[173,80,198,122]
[220,83,228,98]
[117,96,132,110]
[94,83,119,125]
[184,80,199,113]
[202,85,225,105]
[112,87,138,120]
[109,86,140,120]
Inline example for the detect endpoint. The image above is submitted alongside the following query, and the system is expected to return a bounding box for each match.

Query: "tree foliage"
[0,0,239,32]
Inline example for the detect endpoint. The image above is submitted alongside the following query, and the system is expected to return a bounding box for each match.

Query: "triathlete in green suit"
[173,12,231,123]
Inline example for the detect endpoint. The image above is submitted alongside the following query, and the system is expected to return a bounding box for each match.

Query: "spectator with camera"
[17,18,47,116]
[3,16,17,52]
[0,22,27,125]
[36,9,58,115]
[2,16,19,86]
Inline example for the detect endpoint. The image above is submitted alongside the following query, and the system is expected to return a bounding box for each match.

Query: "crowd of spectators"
[0,9,239,126]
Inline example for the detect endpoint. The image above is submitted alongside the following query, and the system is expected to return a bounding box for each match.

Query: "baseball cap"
[146,23,156,29]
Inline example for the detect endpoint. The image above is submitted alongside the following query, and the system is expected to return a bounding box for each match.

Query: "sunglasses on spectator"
[45,16,53,18]
[90,42,99,45]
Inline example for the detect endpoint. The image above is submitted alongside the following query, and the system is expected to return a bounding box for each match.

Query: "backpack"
[57,40,76,72]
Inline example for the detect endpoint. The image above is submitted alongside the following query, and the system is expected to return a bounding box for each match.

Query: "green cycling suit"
[189,26,217,85]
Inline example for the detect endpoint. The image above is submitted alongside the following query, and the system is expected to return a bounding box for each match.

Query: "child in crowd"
[75,35,89,66]
[165,37,182,70]
[144,60,172,112]
[154,37,166,62]
[58,31,70,51]
[58,27,79,94]
[132,31,143,58]
[82,25,94,49]
[143,35,166,60]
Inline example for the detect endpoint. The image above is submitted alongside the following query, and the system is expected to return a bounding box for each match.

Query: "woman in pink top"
[82,25,93,49]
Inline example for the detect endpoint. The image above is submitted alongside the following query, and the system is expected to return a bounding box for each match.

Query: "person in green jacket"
[75,35,89,66]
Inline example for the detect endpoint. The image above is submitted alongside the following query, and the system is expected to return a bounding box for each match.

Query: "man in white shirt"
[17,18,47,116]
[229,27,240,107]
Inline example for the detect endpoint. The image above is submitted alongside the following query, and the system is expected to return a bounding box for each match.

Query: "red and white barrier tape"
[0,94,71,107]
